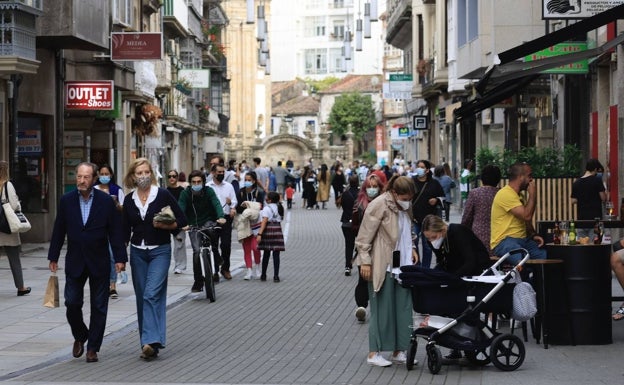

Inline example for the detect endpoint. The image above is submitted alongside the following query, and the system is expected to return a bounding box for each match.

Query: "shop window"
[16,116,48,213]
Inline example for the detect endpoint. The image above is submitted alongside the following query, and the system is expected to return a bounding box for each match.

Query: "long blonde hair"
[0,160,9,184]
[123,158,157,189]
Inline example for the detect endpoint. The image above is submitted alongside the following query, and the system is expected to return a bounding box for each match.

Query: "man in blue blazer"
[48,162,127,363]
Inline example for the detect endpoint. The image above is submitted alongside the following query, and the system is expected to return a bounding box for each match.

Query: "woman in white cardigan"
[0,160,30,296]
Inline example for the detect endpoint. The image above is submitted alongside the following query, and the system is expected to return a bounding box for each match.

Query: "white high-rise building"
[270,0,386,81]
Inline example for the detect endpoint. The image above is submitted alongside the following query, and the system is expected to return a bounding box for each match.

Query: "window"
[457,0,478,47]
[333,22,345,39]
[113,0,132,26]
[305,16,325,37]
[304,49,327,74]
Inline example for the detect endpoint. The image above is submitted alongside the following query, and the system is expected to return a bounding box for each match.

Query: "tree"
[327,92,376,139]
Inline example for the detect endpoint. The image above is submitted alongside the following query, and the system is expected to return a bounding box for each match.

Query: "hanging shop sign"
[525,42,589,74]
[111,32,163,61]
[543,0,624,19]
[65,81,114,110]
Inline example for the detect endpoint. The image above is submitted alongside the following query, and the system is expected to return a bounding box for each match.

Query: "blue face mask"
[244,181,253,188]
[415,168,426,177]
[191,184,203,192]
[99,176,111,184]
[596,173,603,179]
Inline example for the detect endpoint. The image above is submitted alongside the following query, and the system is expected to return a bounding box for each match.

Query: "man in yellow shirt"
[490,163,546,263]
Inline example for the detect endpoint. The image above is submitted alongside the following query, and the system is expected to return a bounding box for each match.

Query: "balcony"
[415,58,448,99]
[0,1,42,74]
[386,0,411,49]
[163,0,189,37]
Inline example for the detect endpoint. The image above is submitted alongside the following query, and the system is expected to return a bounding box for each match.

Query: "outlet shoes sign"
[65,81,114,110]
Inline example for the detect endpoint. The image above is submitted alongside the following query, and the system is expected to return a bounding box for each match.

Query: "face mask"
[415,168,426,177]
[244,181,253,188]
[596,173,603,179]
[136,176,151,189]
[191,184,203,192]
[431,236,444,249]
[366,187,379,198]
[216,174,225,182]
[99,176,111,184]
[397,200,410,210]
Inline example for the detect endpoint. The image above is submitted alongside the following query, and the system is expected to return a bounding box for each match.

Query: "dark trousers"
[261,250,281,278]
[443,201,451,222]
[287,198,292,209]
[341,224,355,269]
[355,266,369,308]
[214,217,233,272]
[65,268,109,352]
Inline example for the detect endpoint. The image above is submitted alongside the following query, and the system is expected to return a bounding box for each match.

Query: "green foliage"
[303,76,340,93]
[327,92,376,139]
[476,145,582,177]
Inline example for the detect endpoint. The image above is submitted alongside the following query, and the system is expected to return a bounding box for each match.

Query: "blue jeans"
[130,244,171,348]
[492,236,547,264]
[412,223,433,268]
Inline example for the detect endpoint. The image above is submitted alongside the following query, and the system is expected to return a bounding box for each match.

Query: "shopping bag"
[1,183,31,233]
[0,202,10,234]
[43,273,60,308]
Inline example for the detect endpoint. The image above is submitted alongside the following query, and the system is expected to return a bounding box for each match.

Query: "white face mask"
[397,200,410,210]
[430,237,444,249]
[366,187,379,198]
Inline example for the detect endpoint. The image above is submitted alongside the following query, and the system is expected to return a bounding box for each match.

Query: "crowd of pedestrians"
[7,152,624,370]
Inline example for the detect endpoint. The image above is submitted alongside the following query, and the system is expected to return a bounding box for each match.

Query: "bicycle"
[188,223,221,302]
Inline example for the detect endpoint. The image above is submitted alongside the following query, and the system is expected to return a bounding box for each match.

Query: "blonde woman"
[121,158,187,360]
[0,161,30,296]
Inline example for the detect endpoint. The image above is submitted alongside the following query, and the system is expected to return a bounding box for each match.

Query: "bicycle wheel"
[201,248,216,302]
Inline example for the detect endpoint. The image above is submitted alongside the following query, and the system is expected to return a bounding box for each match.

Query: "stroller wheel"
[406,340,418,370]
[464,349,491,366]
[489,334,525,371]
[426,345,442,374]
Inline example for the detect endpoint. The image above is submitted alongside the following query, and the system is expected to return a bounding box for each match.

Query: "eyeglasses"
[168,174,178,178]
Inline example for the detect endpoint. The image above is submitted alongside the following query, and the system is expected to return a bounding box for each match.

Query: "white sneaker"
[391,351,407,364]
[367,353,392,367]
[355,307,366,322]
[244,268,252,280]
[253,264,261,279]
[174,268,182,274]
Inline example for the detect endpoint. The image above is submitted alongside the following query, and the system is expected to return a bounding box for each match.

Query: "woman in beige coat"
[356,175,417,367]
[0,161,30,296]
[316,164,331,209]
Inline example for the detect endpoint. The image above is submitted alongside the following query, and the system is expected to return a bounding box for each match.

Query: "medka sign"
[65,81,114,110]
[111,32,163,61]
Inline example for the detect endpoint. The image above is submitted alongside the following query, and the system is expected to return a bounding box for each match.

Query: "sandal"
[613,306,624,321]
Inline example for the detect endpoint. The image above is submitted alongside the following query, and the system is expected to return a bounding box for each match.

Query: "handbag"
[43,272,60,308]
[511,281,537,321]
[1,182,31,234]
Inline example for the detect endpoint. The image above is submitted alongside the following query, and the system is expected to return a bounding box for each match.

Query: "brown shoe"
[72,340,85,358]
[221,270,232,280]
[85,350,98,363]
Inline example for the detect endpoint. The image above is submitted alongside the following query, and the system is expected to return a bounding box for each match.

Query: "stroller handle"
[484,248,529,276]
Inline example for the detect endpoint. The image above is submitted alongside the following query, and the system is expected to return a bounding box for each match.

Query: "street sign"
[389,74,414,94]
[382,82,411,100]
[413,115,428,130]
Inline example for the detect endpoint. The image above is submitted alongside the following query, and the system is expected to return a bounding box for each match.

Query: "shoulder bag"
[1,182,31,234]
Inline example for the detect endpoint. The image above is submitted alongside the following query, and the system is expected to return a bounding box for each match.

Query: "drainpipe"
[8,74,22,177]
[56,49,65,201]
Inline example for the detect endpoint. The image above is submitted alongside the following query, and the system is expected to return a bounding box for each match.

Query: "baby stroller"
[399,248,529,374]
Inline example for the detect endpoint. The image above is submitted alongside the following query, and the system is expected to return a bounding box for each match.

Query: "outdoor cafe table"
[544,243,612,345]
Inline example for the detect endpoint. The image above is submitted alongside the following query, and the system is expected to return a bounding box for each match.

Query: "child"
[285,183,295,209]
[256,191,285,282]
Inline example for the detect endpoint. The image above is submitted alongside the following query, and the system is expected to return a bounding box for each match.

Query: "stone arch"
[259,134,314,168]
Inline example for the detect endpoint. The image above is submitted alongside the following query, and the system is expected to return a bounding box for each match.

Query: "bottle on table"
[568,221,577,245]
[593,218,603,245]
[553,222,561,244]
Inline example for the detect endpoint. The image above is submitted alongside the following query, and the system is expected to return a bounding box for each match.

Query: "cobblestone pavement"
[1,199,624,384]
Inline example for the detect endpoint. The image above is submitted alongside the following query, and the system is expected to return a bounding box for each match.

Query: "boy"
[285,183,295,209]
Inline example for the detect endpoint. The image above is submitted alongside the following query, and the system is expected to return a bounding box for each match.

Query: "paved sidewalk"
[1,201,623,384]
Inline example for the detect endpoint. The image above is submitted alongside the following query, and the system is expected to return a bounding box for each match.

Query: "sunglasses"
[168,174,178,178]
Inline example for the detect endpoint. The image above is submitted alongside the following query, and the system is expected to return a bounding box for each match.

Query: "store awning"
[455,3,624,122]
